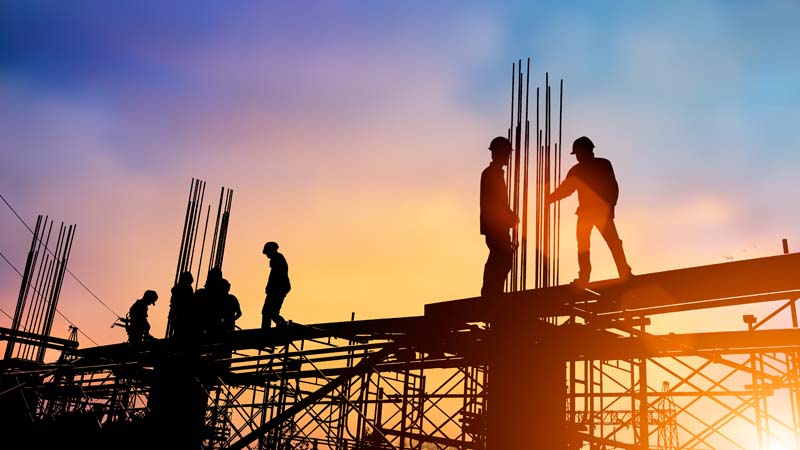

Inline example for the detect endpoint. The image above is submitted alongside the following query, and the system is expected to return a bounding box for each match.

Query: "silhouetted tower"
[657,381,679,450]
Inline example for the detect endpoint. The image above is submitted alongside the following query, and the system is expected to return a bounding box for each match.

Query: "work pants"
[482,232,513,297]
[261,293,287,329]
[576,213,631,282]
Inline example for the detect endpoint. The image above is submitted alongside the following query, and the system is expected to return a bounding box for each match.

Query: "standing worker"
[549,136,633,286]
[261,241,290,329]
[127,290,158,345]
[219,279,242,332]
[194,267,225,337]
[167,271,194,339]
[480,136,519,296]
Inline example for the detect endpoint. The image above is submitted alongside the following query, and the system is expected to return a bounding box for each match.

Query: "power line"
[0,248,100,347]
[0,192,121,319]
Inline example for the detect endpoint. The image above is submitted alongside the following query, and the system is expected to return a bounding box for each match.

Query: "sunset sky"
[1,1,799,349]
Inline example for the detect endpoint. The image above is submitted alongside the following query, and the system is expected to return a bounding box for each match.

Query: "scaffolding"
[1,252,799,449]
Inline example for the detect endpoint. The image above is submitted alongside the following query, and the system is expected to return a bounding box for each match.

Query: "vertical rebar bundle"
[209,187,234,271]
[175,178,206,286]
[535,73,566,289]
[506,59,531,293]
[167,179,233,337]
[4,215,75,363]
[506,59,564,291]
[172,179,234,287]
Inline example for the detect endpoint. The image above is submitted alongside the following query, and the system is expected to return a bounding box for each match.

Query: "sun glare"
[767,441,793,450]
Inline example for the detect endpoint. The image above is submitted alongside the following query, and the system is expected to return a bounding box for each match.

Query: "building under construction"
[2,61,800,450]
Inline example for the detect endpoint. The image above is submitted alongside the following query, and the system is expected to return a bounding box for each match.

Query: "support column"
[488,311,567,449]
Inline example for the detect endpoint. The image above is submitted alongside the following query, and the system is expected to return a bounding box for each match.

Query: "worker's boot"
[570,277,589,289]
[608,239,633,281]
[572,252,591,287]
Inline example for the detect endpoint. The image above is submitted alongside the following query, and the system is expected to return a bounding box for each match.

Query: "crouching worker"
[127,290,158,345]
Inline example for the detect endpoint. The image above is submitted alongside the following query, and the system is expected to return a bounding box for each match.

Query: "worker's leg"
[597,216,632,279]
[575,215,593,283]
[273,294,287,327]
[261,298,272,329]
[481,234,513,296]
[128,327,143,345]
[481,238,497,296]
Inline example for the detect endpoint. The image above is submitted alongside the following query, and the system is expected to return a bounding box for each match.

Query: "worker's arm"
[481,167,518,228]
[233,298,242,320]
[549,172,577,203]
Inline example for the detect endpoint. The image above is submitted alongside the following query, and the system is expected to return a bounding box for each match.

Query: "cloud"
[2,1,800,349]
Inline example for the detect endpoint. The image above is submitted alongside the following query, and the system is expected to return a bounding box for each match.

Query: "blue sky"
[1,1,799,346]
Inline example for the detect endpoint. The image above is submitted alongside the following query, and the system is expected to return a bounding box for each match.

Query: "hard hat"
[488,136,512,153]
[571,136,595,154]
[263,241,279,253]
[179,271,194,284]
[143,290,158,302]
[207,267,223,281]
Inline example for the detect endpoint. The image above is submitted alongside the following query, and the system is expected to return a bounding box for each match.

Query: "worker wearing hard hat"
[262,241,290,329]
[127,290,158,345]
[480,136,519,296]
[549,136,633,286]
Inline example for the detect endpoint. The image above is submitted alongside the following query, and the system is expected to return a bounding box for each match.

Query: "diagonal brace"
[223,344,397,450]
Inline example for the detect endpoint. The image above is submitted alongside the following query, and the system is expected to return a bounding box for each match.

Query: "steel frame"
[3,253,800,449]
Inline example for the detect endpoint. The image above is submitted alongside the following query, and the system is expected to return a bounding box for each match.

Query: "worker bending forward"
[128,290,158,345]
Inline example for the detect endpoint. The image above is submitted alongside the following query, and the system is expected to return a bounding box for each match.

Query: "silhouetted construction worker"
[549,136,633,286]
[219,279,242,332]
[262,241,290,329]
[127,290,158,345]
[480,136,519,296]
[195,267,225,336]
[167,271,194,339]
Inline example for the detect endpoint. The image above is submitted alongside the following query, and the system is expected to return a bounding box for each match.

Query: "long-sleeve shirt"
[480,162,517,237]
[550,157,619,217]
[266,253,291,296]
[220,294,242,330]
[129,299,150,332]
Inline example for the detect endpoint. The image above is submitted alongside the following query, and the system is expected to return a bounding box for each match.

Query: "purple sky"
[1,1,799,350]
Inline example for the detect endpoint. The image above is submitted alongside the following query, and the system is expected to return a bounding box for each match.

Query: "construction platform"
[2,252,800,449]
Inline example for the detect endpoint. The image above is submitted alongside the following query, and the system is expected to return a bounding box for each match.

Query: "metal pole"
[10,215,42,333]
[24,221,57,358]
[39,224,74,362]
[535,88,541,289]
[638,321,649,449]
[512,62,523,291]
[187,180,206,274]
[217,189,234,269]
[175,178,194,284]
[505,62,517,291]
[557,79,563,286]
[181,179,200,275]
[521,58,531,291]
[790,299,800,449]
[543,75,551,288]
[195,204,212,290]
[209,187,224,270]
